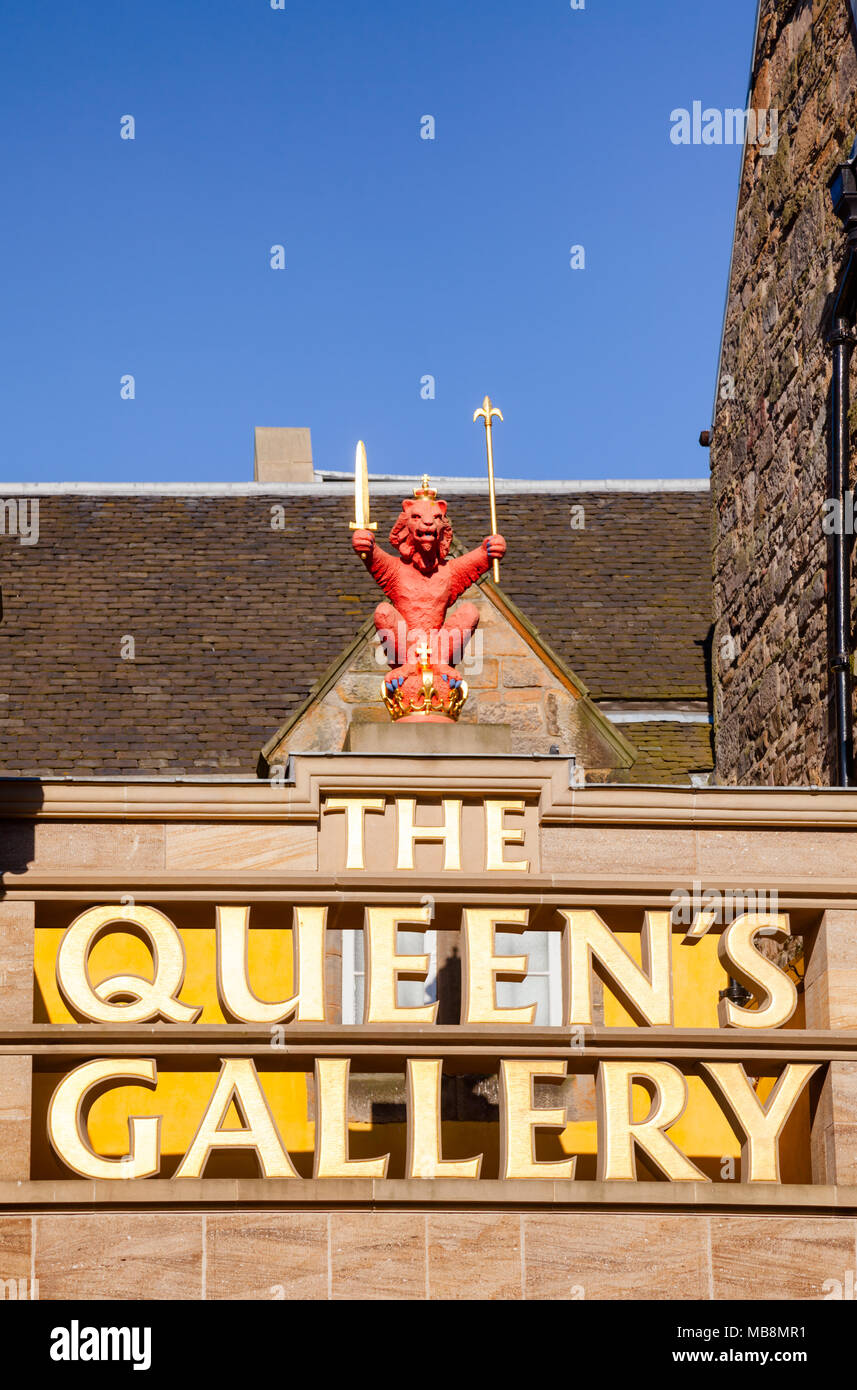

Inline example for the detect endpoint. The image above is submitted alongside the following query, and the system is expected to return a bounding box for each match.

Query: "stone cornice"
[4,764,857,827]
[0,1178,853,1213]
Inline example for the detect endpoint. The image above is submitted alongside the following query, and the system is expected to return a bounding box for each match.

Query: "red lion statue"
[352,485,506,707]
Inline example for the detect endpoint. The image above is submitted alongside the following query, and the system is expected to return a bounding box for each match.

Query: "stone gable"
[265,584,636,779]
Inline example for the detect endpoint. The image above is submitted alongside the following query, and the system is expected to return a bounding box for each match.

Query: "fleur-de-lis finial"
[473,396,504,582]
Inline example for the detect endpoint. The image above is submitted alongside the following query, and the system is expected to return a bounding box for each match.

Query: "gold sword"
[349,440,377,531]
[473,395,503,581]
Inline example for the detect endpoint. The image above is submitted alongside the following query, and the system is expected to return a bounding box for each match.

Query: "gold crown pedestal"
[381,644,468,723]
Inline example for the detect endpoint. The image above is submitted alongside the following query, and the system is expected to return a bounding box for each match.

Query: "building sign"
[27,784,831,1189]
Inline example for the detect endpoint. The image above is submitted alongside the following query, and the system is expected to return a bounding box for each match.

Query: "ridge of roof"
[0,478,711,496]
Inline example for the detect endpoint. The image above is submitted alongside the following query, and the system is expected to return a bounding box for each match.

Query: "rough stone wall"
[712,0,857,785]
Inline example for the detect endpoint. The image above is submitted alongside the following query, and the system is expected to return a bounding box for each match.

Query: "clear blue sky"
[0,0,756,484]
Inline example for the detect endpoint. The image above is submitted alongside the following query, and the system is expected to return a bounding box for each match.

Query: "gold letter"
[500,1059,576,1179]
[563,910,672,1026]
[717,913,797,1029]
[396,798,462,870]
[485,800,529,872]
[596,1061,707,1181]
[702,1062,818,1181]
[324,797,386,870]
[294,906,327,1022]
[216,907,299,1023]
[56,905,200,1024]
[406,1060,482,1178]
[365,904,437,1023]
[214,905,326,1023]
[175,1059,297,1178]
[47,1059,160,1180]
[313,1058,389,1178]
[462,907,534,1024]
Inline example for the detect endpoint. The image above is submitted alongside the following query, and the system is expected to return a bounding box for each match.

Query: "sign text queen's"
[42,795,817,1186]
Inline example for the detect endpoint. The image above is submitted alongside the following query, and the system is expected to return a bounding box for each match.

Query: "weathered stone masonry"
[713,0,857,785]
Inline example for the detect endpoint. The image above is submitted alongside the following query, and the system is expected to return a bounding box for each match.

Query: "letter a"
[50,1328,71,1362]
[176,1060,298,1178]
[670,109,691,146]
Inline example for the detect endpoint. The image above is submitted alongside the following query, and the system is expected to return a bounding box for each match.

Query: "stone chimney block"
[254,427,314,482]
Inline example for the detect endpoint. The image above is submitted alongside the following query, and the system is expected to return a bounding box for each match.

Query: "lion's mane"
[389,507,453,561]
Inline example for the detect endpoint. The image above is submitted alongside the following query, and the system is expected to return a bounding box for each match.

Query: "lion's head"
[389,497,453,566]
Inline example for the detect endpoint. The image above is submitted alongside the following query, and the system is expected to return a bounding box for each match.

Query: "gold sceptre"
[349,440,377,532]
[473,395,503,581]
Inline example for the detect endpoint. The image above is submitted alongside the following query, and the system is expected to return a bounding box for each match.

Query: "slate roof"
[613,722,715,785]
[0,487,713,778]
[462,490,713,702]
